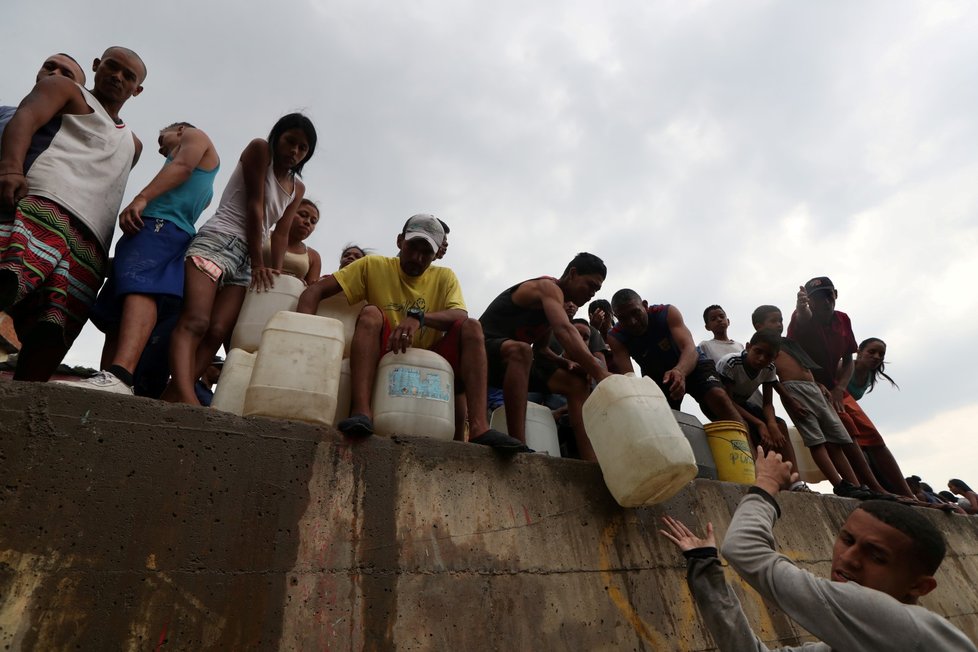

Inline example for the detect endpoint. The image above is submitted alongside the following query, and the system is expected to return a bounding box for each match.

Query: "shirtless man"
[0,46,145,380]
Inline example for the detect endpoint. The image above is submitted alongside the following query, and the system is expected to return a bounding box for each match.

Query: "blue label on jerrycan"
[387,367,451,402]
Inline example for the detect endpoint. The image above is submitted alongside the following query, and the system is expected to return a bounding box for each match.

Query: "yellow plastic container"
[211,348,256,416]
[372,349,454,440]
[582,374,697,507]
[489,402,561,457]
[229,274,305,352]
[243,312,345,426]
[315,293,366,358]
[704,421,756,484]
[787,426,827,484]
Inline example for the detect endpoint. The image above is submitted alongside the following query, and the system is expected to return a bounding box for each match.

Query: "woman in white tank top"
[162,113,318,405]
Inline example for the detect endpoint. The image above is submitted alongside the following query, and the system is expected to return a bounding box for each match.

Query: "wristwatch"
[406,307,425,328]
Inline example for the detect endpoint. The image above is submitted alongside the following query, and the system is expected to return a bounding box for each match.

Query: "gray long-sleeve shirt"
[686,492,976,651]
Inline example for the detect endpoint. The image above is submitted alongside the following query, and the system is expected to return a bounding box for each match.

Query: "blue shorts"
[89,218,190,332]
[185,229,251,288]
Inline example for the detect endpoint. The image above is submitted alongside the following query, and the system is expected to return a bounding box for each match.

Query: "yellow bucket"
[704,420,756,484]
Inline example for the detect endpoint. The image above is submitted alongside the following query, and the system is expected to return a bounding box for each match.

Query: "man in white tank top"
[0,46,145,381]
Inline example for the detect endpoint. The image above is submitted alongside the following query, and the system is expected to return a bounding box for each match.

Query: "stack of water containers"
[213,274,306,414]
[212,282,362,424]
[213,280,459,433]
[582,374,698,507]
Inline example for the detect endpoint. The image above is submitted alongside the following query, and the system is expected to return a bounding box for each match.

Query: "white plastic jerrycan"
[788,426,827,484]
[229,274,306,353]
[211,348,257,416]
[243,311,345,426]
[582,374,697,507]
[316,293,366,358]
[372,348,454,440]
[490,402,561,457]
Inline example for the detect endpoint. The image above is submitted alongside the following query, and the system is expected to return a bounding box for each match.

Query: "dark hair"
[268,113,317,176]
[611,288,642,311]
[571,318,591,327]
[937,490,958,503]
[562,252,606,280]
[949,479,973,493]
[340,243,370,259]
[164,121,196,130]
[749,329,782,351]
[102,46,147,81]
[857,337,898,394]
[703,305,724,324]
[751,305,781,326]
[856,501,946,575]
[299,197,319,211]
[588,299,611,316]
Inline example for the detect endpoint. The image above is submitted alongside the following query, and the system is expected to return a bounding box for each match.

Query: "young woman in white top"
[162,113,317,404]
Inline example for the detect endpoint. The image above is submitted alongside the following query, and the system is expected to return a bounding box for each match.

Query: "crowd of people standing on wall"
[1,48,973,508]
[2,46,977,651]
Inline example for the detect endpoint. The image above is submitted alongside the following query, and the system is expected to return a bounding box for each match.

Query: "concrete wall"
[1,381,976,650]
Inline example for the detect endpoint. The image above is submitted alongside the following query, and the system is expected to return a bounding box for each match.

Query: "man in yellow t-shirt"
[298,214,527,451]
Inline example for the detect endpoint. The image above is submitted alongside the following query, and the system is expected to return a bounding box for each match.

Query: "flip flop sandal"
[338,413,374,437]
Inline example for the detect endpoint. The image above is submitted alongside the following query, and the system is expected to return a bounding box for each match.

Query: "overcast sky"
[3,0,976,491]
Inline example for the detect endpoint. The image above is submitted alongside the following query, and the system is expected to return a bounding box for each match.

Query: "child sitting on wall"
[715,329,808,491]
[698,304,743,363]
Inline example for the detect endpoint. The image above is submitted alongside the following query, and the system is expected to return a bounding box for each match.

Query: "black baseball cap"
[805,276,835,295]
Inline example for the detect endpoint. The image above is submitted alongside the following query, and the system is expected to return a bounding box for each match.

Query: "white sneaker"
[57,370,134,395]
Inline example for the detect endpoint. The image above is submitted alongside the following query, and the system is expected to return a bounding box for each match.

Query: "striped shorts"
[0,195,107,345]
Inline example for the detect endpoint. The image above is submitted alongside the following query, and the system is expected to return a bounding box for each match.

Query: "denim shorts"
[185,229,251,287]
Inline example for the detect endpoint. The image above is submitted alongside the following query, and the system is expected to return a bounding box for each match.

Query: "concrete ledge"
[1,381,976,650]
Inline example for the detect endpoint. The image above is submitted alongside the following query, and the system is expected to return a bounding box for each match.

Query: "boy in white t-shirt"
[698,305,743,362]
[716,329,807,490]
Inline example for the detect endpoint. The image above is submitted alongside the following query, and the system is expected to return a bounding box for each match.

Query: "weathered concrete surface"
[1,381,977,651]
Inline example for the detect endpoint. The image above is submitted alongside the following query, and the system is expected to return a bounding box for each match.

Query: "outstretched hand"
[754,447,798,495]
[659,515,715,552]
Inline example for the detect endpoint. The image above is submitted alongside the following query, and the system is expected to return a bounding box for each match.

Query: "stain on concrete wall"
[2,381,977,650]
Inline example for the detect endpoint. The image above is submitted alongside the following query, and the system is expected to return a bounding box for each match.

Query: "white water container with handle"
[243,311,345,425]
[229,274,306,352]
[788,426,827,484]
[372,349,454,440]
[211,348,256,416]
[583,374,697,507]
[489,403,561,457]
